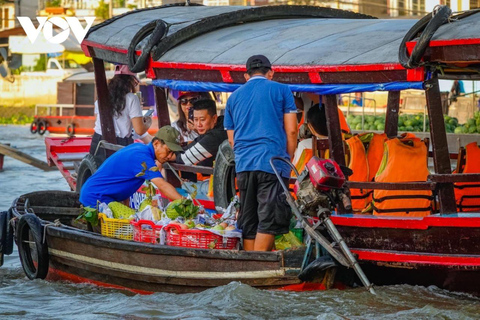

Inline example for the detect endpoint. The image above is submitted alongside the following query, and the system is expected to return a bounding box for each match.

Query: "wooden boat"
[3,4,480,295]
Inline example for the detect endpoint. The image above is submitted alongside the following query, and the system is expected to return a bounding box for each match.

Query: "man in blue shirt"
[224,55,298,251]
[80,126,184,208]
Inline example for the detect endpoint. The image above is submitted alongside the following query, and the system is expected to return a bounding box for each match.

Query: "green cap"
[154,126,183,152]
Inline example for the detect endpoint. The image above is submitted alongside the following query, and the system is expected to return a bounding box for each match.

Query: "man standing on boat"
[224,55,298,251]
[79,126,184,208]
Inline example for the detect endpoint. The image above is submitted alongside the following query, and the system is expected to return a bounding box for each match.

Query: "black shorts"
[237,171,292,239]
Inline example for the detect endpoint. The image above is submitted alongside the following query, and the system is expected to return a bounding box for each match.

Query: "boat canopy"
[82,5,480,93]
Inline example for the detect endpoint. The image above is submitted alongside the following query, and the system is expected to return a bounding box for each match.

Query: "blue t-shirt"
[224,76,296,177]
[79,143,162,207]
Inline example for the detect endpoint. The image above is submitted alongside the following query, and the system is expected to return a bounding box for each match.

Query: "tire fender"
[66,123,76,137]
[30,120,38,134]
[76,154,103,192]
[398,6,451,69]
[37,119,48,136]
[16,213,49,279]
[213,140,236,209]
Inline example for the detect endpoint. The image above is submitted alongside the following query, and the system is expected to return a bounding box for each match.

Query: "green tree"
[46,0,62,7]
[95,0,110,20]
[33,55,46,72]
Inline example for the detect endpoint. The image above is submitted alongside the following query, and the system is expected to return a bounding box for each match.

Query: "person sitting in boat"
[293,103,350,170]
[170,99,227,168]
[89,65,153,156]
[80,126,184,208]
[171,91,212,145]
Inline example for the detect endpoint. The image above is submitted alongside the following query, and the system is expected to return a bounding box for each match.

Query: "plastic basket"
[131,220,163,244]
[164,225,238,250]
[99,213,133,240]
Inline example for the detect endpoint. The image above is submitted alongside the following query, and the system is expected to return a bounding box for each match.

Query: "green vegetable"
[76,206,99,226]
[165,199,199,220]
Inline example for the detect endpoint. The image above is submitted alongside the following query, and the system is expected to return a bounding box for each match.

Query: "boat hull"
[11,191,304,294]
[332,214,480,295]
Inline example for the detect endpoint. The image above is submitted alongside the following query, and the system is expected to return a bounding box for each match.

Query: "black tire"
[76,154,103,192]
[30,120,38,134]
[398,6,451,69]
[16,214,49,279]
[213,140,236,209]
[37,119,48,136]
[4,209,13,255]
[127,19,168,73]
[0,211,6,266]
[66,123,76,137]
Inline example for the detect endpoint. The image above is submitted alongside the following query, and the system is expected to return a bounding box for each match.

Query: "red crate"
[164,225,239,250]
[131,220,163,244]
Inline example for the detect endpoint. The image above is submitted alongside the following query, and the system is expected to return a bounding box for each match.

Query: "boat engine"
[294,157,352,216]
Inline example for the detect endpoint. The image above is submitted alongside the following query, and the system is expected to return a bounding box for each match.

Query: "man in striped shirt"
[170,99,227,168]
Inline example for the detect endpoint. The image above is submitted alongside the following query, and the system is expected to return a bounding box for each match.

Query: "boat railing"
[35,104,75,117]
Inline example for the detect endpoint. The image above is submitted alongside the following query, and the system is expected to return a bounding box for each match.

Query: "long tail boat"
[2,4,480,295]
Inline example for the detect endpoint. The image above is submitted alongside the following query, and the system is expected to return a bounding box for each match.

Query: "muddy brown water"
[1,125,479,320]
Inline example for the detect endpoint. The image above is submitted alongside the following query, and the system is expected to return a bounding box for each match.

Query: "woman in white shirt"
[89,65,152,155]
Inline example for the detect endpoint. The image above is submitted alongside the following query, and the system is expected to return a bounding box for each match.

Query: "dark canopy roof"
[82,5,480,85]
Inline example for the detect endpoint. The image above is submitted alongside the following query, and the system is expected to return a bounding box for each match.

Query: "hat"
[246,55,272,72]
[154,126,183,152]
[114,65,139,81]
[178,91,201,99]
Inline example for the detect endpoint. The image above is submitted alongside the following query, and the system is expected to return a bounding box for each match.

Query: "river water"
[1,125,479,319]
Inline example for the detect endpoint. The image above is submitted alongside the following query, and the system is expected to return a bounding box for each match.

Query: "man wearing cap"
[224,55,298,251]
[80,126,184,208]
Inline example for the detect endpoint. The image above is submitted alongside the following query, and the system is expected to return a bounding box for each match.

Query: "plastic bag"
[275,231,303,250]
[98,202,113,219]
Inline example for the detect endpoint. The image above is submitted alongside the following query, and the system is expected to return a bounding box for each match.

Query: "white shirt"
[171,121,199,144]
[93,93,143,138]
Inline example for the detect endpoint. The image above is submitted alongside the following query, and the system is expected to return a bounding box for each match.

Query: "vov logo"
[18,17,95,44]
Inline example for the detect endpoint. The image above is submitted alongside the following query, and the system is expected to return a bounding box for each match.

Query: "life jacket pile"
[454,142,480,212]
[372,137,433,217]
[346,133,387,211]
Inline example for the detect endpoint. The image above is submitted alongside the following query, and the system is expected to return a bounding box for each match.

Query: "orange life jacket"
[338,109,351,134]
[454,142,480,212]
[366,133,387,182]
[346,135,369,211]
[373,138,433,217]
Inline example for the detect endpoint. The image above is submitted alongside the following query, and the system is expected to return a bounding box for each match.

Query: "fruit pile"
[453,111,480,134]
[347,114,386,131]
[346,112,480,134]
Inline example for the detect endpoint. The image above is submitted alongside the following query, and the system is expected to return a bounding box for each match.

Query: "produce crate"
[164,225,239,250]
[131,220,163,244]
[99,213,133,240]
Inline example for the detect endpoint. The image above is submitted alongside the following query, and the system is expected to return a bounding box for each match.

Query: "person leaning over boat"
[224,55,298,252]
[170,99,227,168]
[80,126,184,208]
[89,65,153,156]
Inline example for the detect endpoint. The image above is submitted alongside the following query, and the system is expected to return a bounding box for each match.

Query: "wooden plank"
[385,91,400,138]
[0,143,55,171]
[92,58,116,152]
[324,94,347,214]
[324,95,345,166]
[347,181,436,190]
[425,76,457,214]
[154,87,171,128]
[167,163,213,175]
[428,174,480,184]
